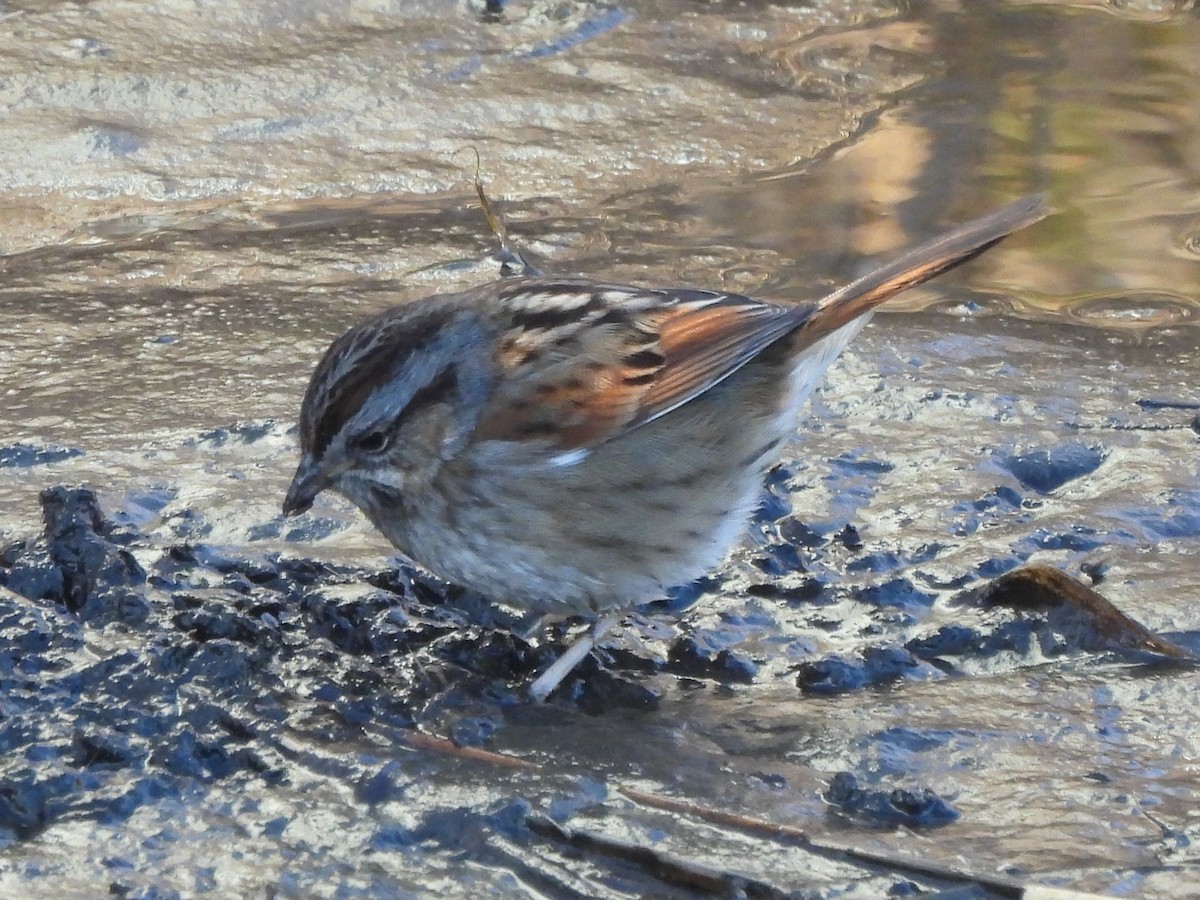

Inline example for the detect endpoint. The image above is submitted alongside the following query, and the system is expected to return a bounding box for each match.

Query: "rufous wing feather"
[797,193,1048,345]
[474,288,810,451]
[638,300,809,421]
[473,194,1047,452]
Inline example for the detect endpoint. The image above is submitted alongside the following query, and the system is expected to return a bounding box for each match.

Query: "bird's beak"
[283,455,326,516]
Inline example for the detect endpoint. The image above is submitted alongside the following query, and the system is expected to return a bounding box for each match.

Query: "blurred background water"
[0,0,1198,896]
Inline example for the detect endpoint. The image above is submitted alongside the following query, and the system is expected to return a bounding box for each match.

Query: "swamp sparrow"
[284,195,1047,699]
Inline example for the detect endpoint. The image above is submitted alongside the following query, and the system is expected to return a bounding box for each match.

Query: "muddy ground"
[1,0,1199,896]
[3,314,1198,897]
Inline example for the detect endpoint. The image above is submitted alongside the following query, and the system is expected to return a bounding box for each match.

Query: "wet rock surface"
[1,0,1199,894]
[1,372,1196,894]
[2,317,1197,897]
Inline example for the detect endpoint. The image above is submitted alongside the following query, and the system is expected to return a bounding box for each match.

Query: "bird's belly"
[387,318,864,616]
[395,454,771,616]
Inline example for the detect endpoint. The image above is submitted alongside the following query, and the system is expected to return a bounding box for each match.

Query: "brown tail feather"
[802,194,1048,341]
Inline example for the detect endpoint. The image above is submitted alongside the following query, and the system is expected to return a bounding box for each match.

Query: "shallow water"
[1,0,1199,896]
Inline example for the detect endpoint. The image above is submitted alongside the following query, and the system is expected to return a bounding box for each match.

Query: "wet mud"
[2,324,1197,895]
[2,0,1200,895]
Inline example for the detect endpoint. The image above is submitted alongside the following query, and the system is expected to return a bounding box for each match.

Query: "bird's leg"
[527,613,619,702]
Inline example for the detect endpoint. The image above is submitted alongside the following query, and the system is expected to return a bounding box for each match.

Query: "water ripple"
[1064,291,1197,331]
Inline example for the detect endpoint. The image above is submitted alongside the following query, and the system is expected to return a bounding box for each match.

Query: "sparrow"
[283,194,1047,700]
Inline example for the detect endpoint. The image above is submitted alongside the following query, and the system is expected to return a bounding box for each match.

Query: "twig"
[467,147,542,277]
[617,785,1031,898]
[374,730,1109,897]
[397,728,539,770]
[379,729,1094,898]
[528,814,795,899]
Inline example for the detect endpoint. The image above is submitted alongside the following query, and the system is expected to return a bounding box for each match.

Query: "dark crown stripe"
[306,314,441,456]
[311,364,382,456]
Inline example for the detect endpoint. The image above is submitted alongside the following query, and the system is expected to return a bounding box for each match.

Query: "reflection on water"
[0,0,1197,327]
[631,0,1200,325]
[0,0,1199,896]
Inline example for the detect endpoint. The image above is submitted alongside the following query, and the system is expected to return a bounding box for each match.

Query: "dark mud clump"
[0,483,1188,862]
[0,487,546,844]
[0,444,84,468]
[824,772,959,829]
[7,485,148,625]
[998,442,1106,493]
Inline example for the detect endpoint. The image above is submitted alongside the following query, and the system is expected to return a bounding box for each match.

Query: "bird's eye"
[355,431,390,454]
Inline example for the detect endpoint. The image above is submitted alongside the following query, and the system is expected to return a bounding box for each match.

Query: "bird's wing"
[474,281,810,451]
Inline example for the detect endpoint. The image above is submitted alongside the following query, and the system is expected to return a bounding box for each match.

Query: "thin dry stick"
[528,814,794,899]
[468,147,541,277]
[380,726,1050,897]
[398,729,538,770]
[617,786,1037,898]
[262,717,1107,898]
